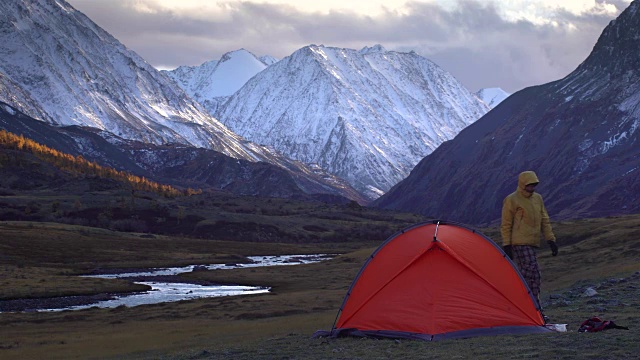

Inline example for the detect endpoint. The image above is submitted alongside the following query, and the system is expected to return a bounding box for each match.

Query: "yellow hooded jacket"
[501,171,556,247]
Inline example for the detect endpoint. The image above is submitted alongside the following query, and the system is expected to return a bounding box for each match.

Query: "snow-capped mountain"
[476,88,510,108]
[259,55,279,66]
[163,49,272,114]
[375,0,640,225]
[216,44,490,197]
[0,0,364,202]
[0,0,257,157]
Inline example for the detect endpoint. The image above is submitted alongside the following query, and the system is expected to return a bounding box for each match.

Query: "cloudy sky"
[65,0,632,93]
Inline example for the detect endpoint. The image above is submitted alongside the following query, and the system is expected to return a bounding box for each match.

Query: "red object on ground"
[329,221,549,341]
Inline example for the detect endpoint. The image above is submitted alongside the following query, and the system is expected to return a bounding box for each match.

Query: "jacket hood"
[517,171,540,197]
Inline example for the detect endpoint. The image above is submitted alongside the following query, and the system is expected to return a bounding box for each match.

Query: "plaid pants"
[512,245,541,304]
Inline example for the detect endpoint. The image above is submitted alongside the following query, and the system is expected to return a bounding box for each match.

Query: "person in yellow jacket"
[501,171,558,308]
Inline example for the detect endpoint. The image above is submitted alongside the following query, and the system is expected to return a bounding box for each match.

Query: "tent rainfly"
[315,220,551,341]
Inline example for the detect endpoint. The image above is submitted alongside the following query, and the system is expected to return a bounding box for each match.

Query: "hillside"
[0,129,190,197]
[0,132,423,242]
[1,117,638,359]
[374,1,640,226]
[0,102,367,203]
[0,0,364,203]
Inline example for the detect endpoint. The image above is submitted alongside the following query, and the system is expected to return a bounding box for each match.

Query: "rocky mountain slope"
[0,0,243,154]
[476,88,510,108]
[215,44,489,198]
[163,49,271,114]
[374,0,640,225]
[0,101,364,202]
[0,0,362,202]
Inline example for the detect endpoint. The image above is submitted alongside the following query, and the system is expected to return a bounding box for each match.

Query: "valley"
[1,215,639,359]
[1,0,640,358]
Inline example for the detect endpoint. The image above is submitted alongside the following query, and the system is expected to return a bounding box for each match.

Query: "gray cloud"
[66,0,628,93]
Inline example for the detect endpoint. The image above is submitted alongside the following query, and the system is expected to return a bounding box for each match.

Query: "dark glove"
[548,240,558,256]
[503,245,513,259]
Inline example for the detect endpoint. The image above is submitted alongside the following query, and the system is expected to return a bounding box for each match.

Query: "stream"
[1,254,332,313]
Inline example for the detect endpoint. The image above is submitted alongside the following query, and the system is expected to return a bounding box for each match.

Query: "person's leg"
[512,245,542,306]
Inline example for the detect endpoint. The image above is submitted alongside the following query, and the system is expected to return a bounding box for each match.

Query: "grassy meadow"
[1,213,639,359]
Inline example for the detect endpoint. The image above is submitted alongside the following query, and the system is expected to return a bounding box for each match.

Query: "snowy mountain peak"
[0,0,247,151]
[164,48,269,113]
[359,44,387,54]
[475,87,510,108]
[216,44,490,198]
[0,0,367,202]
[220,49,245,62]
[572,0,640,78]
[259,55,279,66]
[373,0,640,224]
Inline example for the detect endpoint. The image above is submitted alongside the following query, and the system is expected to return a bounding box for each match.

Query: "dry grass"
[1,215,640,359]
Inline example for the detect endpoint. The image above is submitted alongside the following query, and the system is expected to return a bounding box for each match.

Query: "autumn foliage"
[0,129,200,197]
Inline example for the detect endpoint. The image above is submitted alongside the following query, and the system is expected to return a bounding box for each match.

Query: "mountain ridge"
[0,0,364,202]
[476,87,510,108]
[163,49,270,115]
[0,101,365,203]
[215,44,489,197]
[374,0,640,225]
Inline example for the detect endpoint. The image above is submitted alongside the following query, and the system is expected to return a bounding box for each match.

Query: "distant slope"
[0,101,364,203]
[0,0,247,154]
[476,88,510,108]
[0,128,186,197]
[374,1,640,225]
[216,44,489,198]
[0,0,364,202]
[163,49,270,114]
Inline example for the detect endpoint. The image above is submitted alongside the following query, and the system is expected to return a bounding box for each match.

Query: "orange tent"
[323,221,550,340]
